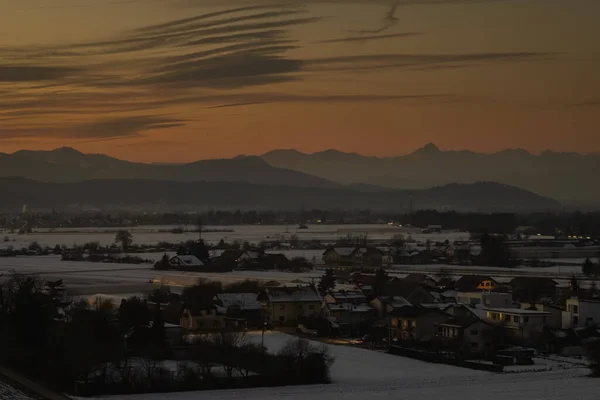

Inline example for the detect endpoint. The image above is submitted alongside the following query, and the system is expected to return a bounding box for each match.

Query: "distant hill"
[262,145,600,203]
[0,178,560,212]
[0,147,337,188]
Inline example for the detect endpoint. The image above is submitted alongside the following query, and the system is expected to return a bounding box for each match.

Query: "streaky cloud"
[318,32,422,44]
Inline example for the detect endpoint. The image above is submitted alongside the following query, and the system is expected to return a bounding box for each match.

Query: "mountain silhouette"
[0,148,337,188]
[262,145,600,203]
[0,178,560,213]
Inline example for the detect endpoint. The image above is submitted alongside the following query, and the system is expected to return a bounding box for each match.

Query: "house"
[324,291,367,305]
[422,225,442,233]
[261,253,290,270]
[322,247,361,266]
[454,275,499,292]
[180,305,225,331]
[257,285,321,326]
[322,302,376,332]
[169,255,204,269]
[403,273,438,288]
[429,289,457,303]
[213,293,263,327]
[370,296,411,317]
[388,306,450,342]
[509,277,558,302]
[520,302,564,330]
[163,322,184,346]
[360,247,383,267]
[457,291,514,308]
[485,308,550,345]
[561,298,600,329]
[239,250,262,262]
[438,318,494,356]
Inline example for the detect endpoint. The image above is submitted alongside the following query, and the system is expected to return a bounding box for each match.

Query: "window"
[542,316,547,323]
[514,316,520,323]
[280,305,286,310]
[524,317,529,323]
[411,321,416,328]
[504,314,510,322]
[573,316,579,325]
[279,316,285,322]
[470,329,478,336]
[573,305,579,314]
[471,342,478,348]
[309,305,315,310]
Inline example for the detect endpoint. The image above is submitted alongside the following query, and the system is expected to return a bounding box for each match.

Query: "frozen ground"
[1,255,595,298]
[0,256,325,296]
[77,332,597,400]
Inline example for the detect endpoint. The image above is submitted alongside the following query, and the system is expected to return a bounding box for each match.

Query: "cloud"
[318,32,422,44]
[350,2,399,35]
[0,65,81,82]
[0,1,563,143]
[305,52,556,72]
[0,115,187,141]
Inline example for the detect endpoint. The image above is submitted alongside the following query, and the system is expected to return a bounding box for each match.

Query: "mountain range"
[0,178,559,212]
[0,147,334,188]
[0,146,565,212]
[262,144,600,204]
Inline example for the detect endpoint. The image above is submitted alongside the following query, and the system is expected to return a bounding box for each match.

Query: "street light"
[261,321,267,350]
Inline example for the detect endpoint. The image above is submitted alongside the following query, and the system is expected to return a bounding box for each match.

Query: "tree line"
[5,210,600,237]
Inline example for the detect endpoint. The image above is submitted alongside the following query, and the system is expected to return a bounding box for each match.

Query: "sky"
[1,0,599,162]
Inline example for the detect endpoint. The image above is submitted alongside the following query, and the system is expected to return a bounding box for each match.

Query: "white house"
[562,298,600,329]
[485,308,550,344]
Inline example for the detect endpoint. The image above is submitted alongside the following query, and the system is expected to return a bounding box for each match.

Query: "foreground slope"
[80,331,595,400]
[0,178,560,212]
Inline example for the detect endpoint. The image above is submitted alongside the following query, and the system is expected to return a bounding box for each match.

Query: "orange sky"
[1,0,599,163]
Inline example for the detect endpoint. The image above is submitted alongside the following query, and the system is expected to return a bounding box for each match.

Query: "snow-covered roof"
[171,255,203,266]
[332,247,356,256]
[484,308,550,315]
[329,291,366,302]
[421,303,452,311]
[264,286,321,303]
[244,251,262,259]
[215,293,261,310]
[327,303,374,313]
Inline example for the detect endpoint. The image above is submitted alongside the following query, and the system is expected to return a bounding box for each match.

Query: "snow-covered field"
[0,256,325,296]
[0,224,469,249]
[76,331,597,400]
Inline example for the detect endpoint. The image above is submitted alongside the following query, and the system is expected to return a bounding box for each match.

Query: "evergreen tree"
[582,257,594,277]
[154,253,171,270]
[372,267,390,296]
[114,230,133,252]
[317,269,336,296]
